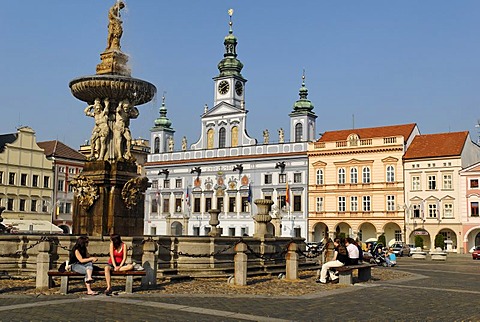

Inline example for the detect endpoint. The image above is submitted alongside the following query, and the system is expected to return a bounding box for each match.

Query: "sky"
[1,1,480,149]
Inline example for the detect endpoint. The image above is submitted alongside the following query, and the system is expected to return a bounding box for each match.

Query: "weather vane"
[302,68,306,85]
[228,9,234,33]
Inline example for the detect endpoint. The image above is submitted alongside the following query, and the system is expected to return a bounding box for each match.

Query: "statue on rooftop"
[278,128,284,143]
[263,129,270,144]
[182,136,187,151]
[106,1,125,51]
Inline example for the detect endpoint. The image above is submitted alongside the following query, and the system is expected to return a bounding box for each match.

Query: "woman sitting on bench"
[104,234,134,295]
[70,236,98,295]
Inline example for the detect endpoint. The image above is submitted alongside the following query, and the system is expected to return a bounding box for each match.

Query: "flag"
[420,200,425,222]
[185,186,191,207]
[286,181,290,205]
[247,183,252,203]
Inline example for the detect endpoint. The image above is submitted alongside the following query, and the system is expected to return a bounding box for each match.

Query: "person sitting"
[385,248,397,267]
[104,234,142,295]
[345,237,360,265]
[316,238,349,284]
[69,236,98,296]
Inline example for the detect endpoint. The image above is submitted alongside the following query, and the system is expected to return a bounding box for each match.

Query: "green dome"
[153,97,172,129]
[217,27,244,77]
[292,82,314,112]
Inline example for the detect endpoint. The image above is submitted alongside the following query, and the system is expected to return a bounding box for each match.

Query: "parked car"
[391,243,411,257]
[469,245,480,253]
[472,246,480,259]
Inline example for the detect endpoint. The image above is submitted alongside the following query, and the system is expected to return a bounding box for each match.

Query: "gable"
[204,102,243,118]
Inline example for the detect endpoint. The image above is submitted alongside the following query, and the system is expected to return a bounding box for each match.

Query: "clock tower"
[213,9,246,108]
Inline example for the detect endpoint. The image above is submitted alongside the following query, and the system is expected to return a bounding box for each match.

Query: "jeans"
[71,262,93,281]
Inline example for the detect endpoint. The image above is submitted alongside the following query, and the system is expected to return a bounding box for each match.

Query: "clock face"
[235,81,243,95]
[218,80,230,95]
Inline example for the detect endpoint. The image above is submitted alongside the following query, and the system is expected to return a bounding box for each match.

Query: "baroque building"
[144,15,316,237]
[308,123,419,244]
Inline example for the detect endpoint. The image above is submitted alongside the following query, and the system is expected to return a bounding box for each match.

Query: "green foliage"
[414,235,424,249]
[434,234,445,249]
[378,234,386,246]
[337,232,346,239]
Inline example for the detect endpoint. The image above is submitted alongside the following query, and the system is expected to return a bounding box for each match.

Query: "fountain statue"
[69,1,156,236]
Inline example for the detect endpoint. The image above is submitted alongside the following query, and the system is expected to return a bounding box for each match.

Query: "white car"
[469,246,480,253]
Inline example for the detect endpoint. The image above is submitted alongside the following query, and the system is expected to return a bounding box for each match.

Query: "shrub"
[414,235,424,249]
[378,234,386,247]
[434,234,445,249]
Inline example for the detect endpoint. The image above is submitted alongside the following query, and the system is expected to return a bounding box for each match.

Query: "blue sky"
[1,1,480,148]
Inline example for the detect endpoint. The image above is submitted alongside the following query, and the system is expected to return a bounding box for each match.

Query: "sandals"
[85,279,95,284]
[105,288,112,296]
[86,291,98,296]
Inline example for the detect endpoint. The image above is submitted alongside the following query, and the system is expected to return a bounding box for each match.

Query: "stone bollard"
[36,239,51,290]
[285,242,298,281]
[141,240,158,288]
[234,242,248,286]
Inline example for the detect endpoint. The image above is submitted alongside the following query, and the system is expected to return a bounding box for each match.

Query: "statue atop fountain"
[69,1,156,236]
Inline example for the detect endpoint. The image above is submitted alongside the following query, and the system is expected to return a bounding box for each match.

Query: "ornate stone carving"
[121,177,149,209]
[263,129,269,144]
[84,98,110,161]
[106,1,125,51]
[114,99,139,161]
[71,175,99,210]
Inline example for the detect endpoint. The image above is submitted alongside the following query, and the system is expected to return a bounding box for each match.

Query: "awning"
[3,220,63,233]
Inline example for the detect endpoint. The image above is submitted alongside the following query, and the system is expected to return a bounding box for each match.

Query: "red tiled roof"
[37,140,86,162]
[318,123,417,142]
[403,131,468,160]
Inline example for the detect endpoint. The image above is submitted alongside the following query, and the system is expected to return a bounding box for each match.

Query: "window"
[428,203,437,218]
[31,200,37,212]
[231,126,238,147]
[162,198,170,213]
[471,202,479,217]
[194,198,201,213]
[32,175,38,187]
[20,174,27,186]
[338,168,346,184]
[443,174,452,190]
[394,230,402,242]
[217,197,224,211]
[68,183,74,192]
[193,226,200,236]
[412,176,420,191]
[42,200,48,212]
[58,180,65,192]
[444,203,453,218]
[278,195,287,209]
[154,137,160,153]
[163,179,170,189]
[58,202,65,214]
[175,179,182,189]
[151,180,158,189]
[241,197,249,212]
[228,227,236,236]
[7,198,14,211]
[293,195,301,212]
[205,197,212,212]
[316,197,323,212]
[386,165,395,183]
[219,127,226,148]
[338,196,346,212]
[175,198,182,212]
[65,203,72,214]
[362,196,371,211]
[316,170,323,185]
[362,167,371,183]
[151,227,157,235]
[279,174,286,184]
[295,123,303,142]
[207,129,214,149]
[58,167,65,173]
[43,176,50,188]
[9,172,15,185]
[294,173,302,183]
[264,174,272,184]
[0,171,3,184]
[241,227,248,236]
[228,197,236,212]
[350,196,358,212]
[413,204,421,218]
[68,168,76,174]
[19,199,26,211]
[151,199,158,212]
[350,168,358,184]
[387,195,395,211]
[469,179,479,189]
[428,175,437,190]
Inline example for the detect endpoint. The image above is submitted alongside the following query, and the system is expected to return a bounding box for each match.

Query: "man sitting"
[316,238,349,284]
[345,238,360,265]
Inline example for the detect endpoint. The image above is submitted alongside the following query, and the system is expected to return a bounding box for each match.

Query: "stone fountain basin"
[69,74,156,105]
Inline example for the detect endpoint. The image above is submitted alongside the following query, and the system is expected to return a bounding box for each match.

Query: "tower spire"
[217,8,244,77]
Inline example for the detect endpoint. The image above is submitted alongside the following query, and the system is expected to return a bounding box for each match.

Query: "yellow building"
[307,123,419,245]
[0,127,57,232]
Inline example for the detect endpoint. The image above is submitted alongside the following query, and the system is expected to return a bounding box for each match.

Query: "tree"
[378,234,386,247]
[434,234,445,250]
[414,235,424,249]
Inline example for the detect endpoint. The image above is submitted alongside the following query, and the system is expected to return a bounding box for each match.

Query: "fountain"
[69,1,156,236]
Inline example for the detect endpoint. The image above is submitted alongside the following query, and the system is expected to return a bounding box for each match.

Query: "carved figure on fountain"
[70,175,99,210]
[121,176,149,209]
[106,1,125,52]
[113,99,139,161]
[84,98,110,161]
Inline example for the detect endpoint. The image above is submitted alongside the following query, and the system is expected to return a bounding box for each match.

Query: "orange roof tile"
[38,140,86,162]
[318,123,417,142]
[403,131,468,160]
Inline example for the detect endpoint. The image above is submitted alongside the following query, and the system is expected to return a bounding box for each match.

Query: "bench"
[334,263,376,285]
[48,270,146,294]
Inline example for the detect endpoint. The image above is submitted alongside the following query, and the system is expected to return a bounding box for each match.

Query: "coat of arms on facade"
[194,177,202,188]
[204,178,213,190]
[228,177,237,190]
[70,175,99,210]
[241,175,249,187]
[121,177,149,209]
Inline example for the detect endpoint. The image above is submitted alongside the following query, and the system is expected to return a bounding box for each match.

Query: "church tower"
[150,94,175,153]
[289,72,317,142]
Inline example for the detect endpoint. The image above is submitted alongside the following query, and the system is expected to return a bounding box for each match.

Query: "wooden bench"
[48,270,146,294]
[334,263,376,285]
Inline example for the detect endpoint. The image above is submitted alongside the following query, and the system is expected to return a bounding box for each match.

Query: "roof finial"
[228,8,234,34]
[302,68,306,87]
[162,91,166,106]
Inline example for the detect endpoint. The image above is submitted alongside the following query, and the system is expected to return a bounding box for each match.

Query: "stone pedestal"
[73,160,146,237]
[96,50,131,76]
[253,199,274,238]
[208,209,221,237]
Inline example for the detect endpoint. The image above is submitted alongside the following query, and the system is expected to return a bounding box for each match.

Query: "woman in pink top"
[104,234,134,295]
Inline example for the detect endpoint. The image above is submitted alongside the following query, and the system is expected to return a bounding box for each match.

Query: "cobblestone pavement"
[0,254,479,321]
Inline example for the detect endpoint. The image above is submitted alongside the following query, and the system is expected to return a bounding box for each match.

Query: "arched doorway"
[58,225,70,234]
[171,221,183,236]
[465,227,480,253]
[335,222,351,239]
[384,222,402,246]
[438,228,457,252]
[312,222,328,242]
[358,222,376,243]
[410,229,430,250]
